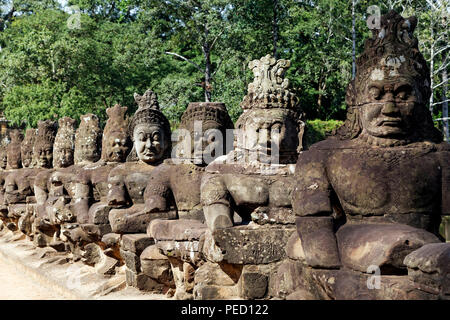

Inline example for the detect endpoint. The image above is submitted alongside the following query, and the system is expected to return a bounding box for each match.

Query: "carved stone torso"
[302,139,448,232]
[328,144,440,216]
[203,157,295,222]
[108,162,157,207]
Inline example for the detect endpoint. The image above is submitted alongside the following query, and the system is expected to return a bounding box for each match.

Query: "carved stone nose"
[381,102,398,115]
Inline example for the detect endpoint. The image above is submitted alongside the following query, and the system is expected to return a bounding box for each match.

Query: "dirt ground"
[0,255,62,300]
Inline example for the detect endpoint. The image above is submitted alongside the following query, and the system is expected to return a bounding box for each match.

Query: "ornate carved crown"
[101,104,129,160]
[21,128,36,155]
[34,120,57,149]
[74,113,102,164]
[180,102,234,131]
[128,89,170,139]
[240,54,299,112]
[54,117,76,150]
[134,90,159,111]
[6,129,23,168]
[346,10,431,107]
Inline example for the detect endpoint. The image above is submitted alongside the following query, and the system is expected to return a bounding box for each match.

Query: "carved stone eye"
[369,87,382,100]
[397,91,408,100]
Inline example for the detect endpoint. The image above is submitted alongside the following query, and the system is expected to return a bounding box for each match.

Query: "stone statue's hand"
[145,196,167,213]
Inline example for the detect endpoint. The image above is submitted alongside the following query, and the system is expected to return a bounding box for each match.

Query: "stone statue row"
[0,11,448,300]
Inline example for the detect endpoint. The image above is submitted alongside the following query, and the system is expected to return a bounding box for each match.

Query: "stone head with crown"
[127,90,171,165]
[235,54,303,164]
[338,11,441,147]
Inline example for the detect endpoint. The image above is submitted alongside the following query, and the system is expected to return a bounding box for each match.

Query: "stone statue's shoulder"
[308,136,352,151]
[436,142,450,152]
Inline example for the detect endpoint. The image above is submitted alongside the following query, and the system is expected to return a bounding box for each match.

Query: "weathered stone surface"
[120,249,141,273]
[404,243,450,295]
[334,270,438,300]
[286,289,316,300]
[201,54,302,232]
[121,233,154,255]
[194,285,240,300]
[296,217,341,268]
[125,269,166,292]
[142,102,233,226]
[204,225,295,265]
[241,271,268,299]
[102,233,121,248]
[251,207,296,225]
[169,258,194,300]
[337,223,440,273]
[140,245,173,287]
[156,240,203,265]
[194,261,242,288]
[269,260,305,299]
[81,223,112,238]
[286,233,306,261]
[106,92,172,235]
[148,219,207,241]
[88,203,112,225]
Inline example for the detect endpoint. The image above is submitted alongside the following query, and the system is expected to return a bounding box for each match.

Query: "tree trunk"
[273,0,279,59]
[203,25,212,102]
[352,0,356,80]
[430,26,435,113]
[443,68,448,142]
[204,48,212,102]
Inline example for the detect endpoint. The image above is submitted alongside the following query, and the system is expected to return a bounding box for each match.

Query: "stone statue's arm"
[144,165,172,213]
[201,172,232,230]
[106,170,127,207]
[291,149,341,268]
[70,176,92,223]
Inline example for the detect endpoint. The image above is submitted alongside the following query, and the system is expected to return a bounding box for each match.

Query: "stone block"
[269,260,305,299]
[140,245,174,287]
[156,240,204,265]
[121,233,154,255]
[102,233,121,248]
[110,209,176,234]
[207,225,295,264]
[148,219,207,241]
[241,271,268,299]
[125,269,166,292]
[88,203,112,224]
[120,249,141,273]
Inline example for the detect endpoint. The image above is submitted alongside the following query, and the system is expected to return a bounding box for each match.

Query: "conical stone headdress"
[53,117,76,168]
[101,104,129,161]
[127,89,171,162]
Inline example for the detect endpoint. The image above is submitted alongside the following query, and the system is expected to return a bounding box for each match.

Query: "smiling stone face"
[126,89,171,164]
[133,123,168,164]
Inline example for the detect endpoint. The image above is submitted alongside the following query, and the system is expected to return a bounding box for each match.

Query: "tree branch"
[431,99,450,107]
[165,51,203,72]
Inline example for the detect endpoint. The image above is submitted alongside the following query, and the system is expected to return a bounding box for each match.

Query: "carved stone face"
[54,147,74,168]
[79,141,99,163]
[35,145,53,168]
[192,121,224,162]
[237,109,298,161]
[360,80,417,138]
[21,149,33,168]
[7,151,21,169]
[0,149,6,169]
[104,131,128,163]
[133,124,168,164]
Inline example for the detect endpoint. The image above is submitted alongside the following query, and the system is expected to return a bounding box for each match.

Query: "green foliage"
[0,0,447,134]
[304,119,344,148]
